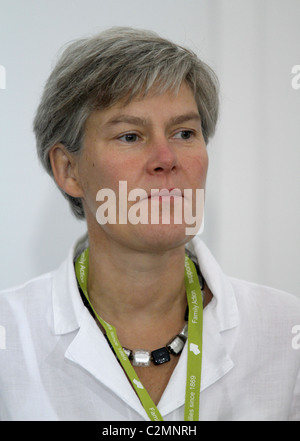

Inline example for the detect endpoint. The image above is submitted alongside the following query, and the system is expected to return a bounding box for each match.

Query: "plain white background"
[0,0,299,297]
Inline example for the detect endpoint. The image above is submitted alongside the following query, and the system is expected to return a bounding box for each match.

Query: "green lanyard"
[75,249,203,421]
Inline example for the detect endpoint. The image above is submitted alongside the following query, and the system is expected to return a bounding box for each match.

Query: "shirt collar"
[50,235,88,335]
[186,236,240,332]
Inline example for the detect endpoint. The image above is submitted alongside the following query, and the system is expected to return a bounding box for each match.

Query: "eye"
[118,133,140,143]
[173,130,195,140]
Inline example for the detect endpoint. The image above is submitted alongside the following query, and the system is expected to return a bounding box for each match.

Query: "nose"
[145,136,178,175]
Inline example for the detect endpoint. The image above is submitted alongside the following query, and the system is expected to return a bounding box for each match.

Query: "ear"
[49,143,83,198]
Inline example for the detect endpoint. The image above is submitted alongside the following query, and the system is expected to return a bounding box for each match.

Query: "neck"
[86,232,187,335]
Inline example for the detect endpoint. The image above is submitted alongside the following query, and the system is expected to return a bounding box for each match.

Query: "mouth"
[147,188,184,199]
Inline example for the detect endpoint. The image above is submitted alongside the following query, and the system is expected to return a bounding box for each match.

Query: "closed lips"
[148,188,183,199]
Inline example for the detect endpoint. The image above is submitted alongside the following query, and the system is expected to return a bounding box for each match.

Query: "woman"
[0,27,299,421]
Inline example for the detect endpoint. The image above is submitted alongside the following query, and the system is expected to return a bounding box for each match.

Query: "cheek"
[103,154,144,187]
[81,152,141,198]
[200,154,209,182]
[186,151,208,187]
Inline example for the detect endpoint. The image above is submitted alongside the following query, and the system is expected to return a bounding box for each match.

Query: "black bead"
[151,347,171,365]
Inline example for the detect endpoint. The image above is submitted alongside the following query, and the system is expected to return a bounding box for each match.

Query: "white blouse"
[0,235,299,421]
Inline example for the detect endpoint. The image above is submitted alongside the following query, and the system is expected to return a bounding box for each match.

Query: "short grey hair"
[33,26,219,219]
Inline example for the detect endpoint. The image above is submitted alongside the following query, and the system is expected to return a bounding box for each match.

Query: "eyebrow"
[104,112,201,128]
[167,112,201,127]
[105,115,148,127]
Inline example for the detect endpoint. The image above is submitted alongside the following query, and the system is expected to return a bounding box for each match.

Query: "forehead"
[87,82,199,129]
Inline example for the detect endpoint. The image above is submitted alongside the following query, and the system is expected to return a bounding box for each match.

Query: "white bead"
[179,324,188,341]
[167,335,185,355]
[132,350,151,367]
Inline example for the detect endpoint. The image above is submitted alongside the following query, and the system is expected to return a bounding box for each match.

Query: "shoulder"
[187,236,300,322]
[0,234,86,309]
[229,276,300,312]
[0,272,54,319]
[228,277,300,345]
[0,271,53,297]
[0,272,57,355]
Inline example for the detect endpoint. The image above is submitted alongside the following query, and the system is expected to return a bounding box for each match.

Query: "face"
[75,82,208,252]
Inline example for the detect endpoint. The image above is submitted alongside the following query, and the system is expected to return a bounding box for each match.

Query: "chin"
[130,223,194,253]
